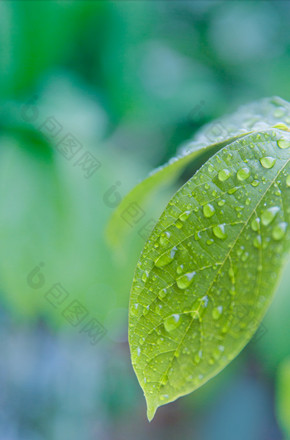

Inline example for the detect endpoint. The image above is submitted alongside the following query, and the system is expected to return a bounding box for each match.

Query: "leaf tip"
[144,390,159,422]
[146,401,157,422]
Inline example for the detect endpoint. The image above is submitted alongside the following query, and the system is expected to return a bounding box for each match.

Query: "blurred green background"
[0,1,290,439]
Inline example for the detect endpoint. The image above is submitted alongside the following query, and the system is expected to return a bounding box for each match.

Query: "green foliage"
[0,109,144,324]
[276,358,290,438]
[126,98,290,420]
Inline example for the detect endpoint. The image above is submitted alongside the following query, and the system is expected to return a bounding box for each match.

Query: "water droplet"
[260,156,276,169]
[251,180,259,187]
[237,167,250,181]
[159,288,167,298]
[195,231,201,241]
[286,175,290,187]
[155,304,163,314]
[277,139,290,149]
[241,252,249,262]
[274,123,289,131]
[213,224,227,240]
[177,271,196,289]
[218,169,231,182]
[253,235,262,249]
[164,314,181,332]
[228,187,238,194]
[175,219,184,229]
[200,295,209,307]
[160,231,171,246]
[179,210,190,222]
[176,264,184,275]
[251,217,260,232]
[131,303,140,316]
[194,350,203,364]
[212,305,223,320]
[228,267,234,280]
[218,199,225,206]
[141,271,149,282]
[155,246,177,268]
[272,222,287,240]
[143,305,150,315]
[230,286,236,296]
[261,206,280,226]
[203,203,215,218]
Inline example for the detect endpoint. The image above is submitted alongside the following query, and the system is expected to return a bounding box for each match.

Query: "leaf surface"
[129,129,290,420]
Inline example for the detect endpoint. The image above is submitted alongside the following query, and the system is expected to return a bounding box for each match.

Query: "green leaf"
[276,358,290,438]
[129,128,290,420]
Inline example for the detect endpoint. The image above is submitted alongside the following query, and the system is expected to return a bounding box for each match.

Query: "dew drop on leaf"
[158,288,167,299]
[194,350,203,364]
[286,175,290,187]
[194,231,201,241]
[160,231,171,246]
[218,169,231,182]
[212,306,223,320]
[228,267,234,280]
[213,224,227,240]
[260,156,276,169]
[277,139,290,149]
[155,246,177,267]
[176,264,184,275]
[237,167,250,181]
[179,210,190,222]
[203,203,215,218]
[272,222,287,240]
[261,207,280,226]
[176,271,196,289]
[164,314,181,332]
[253,235,262,249]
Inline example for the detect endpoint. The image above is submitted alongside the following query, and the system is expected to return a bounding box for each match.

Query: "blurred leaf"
[0,124,144,326]
[254,257,290,372]
[276,358,290,438]
[0,1,99,97]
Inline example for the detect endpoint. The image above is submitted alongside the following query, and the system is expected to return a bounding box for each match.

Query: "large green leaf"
[129,128,290,420]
